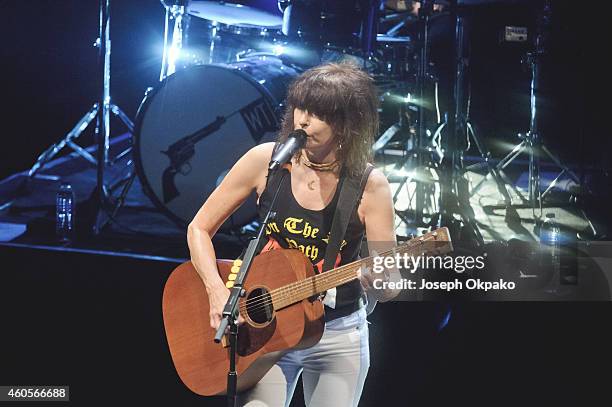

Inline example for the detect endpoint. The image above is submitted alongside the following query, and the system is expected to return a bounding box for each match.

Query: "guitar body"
[162,249,325,396]
[162,227,453,396]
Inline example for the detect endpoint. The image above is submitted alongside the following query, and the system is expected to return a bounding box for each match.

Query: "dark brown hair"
[277,62,379,177]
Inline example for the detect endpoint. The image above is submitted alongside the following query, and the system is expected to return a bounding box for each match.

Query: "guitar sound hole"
[245,287,274,324]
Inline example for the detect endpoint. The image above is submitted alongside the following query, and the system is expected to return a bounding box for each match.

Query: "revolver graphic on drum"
[161,116,226,203]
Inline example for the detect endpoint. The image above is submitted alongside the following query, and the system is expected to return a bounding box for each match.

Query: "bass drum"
[134,57,299,231]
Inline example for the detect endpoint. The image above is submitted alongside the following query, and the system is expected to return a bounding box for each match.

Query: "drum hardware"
[384,0,490,246]
[462,118,513,209]
[382,11,416,37]
[432,0,489,246]
[433,0,513,242]
[160,0,188,80]
[360,0,382,58]
[185,1,284,65]
[379,0,442,232]
[373,34,414,79]
[24,0,134,236]
[91,0,137,234]
[279,0,380,61]
[481,0,582,225]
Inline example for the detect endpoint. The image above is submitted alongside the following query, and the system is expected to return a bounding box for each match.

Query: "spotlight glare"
[272,44,285,56]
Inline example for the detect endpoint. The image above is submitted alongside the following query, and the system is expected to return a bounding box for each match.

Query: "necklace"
[300,151,339,172]
[307,180,316,190]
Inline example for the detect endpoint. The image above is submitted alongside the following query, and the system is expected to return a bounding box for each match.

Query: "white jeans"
[238,307,370,407]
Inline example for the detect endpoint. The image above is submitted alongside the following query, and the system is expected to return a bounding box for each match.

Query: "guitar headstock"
[407,227,453,256]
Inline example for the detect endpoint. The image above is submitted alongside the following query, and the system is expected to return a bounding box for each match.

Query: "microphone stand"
[214,165,289,407]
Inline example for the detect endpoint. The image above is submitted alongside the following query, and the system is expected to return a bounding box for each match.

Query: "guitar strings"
[239,237,441,318]
[239,236,441,316]
[239,235,442,316]
[239,265,358,316]
[239,265,356,311]
[241,248,379,311]
[238,259,362,315]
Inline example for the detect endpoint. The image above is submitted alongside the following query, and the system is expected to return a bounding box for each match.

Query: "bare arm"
[358,168,401,302]
[187,142,273,328]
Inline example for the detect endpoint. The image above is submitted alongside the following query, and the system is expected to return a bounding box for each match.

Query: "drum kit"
[143,0,448,233]
[145,0,435,234]
[26,0,581,239]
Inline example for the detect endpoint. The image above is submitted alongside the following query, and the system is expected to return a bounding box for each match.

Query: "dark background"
[1,1,611,406]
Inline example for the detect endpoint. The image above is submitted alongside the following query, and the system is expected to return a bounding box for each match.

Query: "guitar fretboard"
[241,228,450,313]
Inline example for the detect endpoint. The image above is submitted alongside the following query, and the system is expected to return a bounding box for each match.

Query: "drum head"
[134,62,294,230]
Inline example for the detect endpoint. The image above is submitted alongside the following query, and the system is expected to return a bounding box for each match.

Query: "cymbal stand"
[26,1,133,182]
[450,7,512,208]
[384,0,441,232]
[90,0,135,234]
[435,0,486,246]
[488,0,580,221]
[22,0,134,237]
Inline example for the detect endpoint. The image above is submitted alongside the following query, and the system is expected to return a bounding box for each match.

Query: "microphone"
[268,129,307,171]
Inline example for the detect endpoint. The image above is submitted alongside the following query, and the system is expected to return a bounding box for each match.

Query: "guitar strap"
[322,163,374,273]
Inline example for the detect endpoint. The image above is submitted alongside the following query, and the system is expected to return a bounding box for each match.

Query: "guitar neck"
[270,229,451,310]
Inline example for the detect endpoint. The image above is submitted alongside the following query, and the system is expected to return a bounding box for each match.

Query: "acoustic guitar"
[162,227,452,396]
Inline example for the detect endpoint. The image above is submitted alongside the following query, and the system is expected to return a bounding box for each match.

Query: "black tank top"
[257,165,369,313]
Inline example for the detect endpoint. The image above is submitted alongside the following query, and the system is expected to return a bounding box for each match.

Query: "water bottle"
[56,183,75,242]
[539,213,561,292]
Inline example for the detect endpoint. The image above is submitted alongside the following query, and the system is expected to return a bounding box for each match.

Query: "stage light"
[168,44,181,70]
[385,92,428,108]
[491,139,520,151]
[272,44,285,56]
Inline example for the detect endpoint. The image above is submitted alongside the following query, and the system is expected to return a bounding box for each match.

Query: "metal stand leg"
[465,121,512,206]
[92,0,135,235]
[27,104,99,179]
[26,101,135,181]
[110,104,134,133]
[109,168,137,221]
[539,144,581,199]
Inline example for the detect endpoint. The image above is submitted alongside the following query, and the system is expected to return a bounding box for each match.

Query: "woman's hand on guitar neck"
[207,282,245,330]
[358,254,402,303]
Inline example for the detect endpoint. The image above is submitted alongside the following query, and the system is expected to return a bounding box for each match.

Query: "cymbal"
[187,1,282,28]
